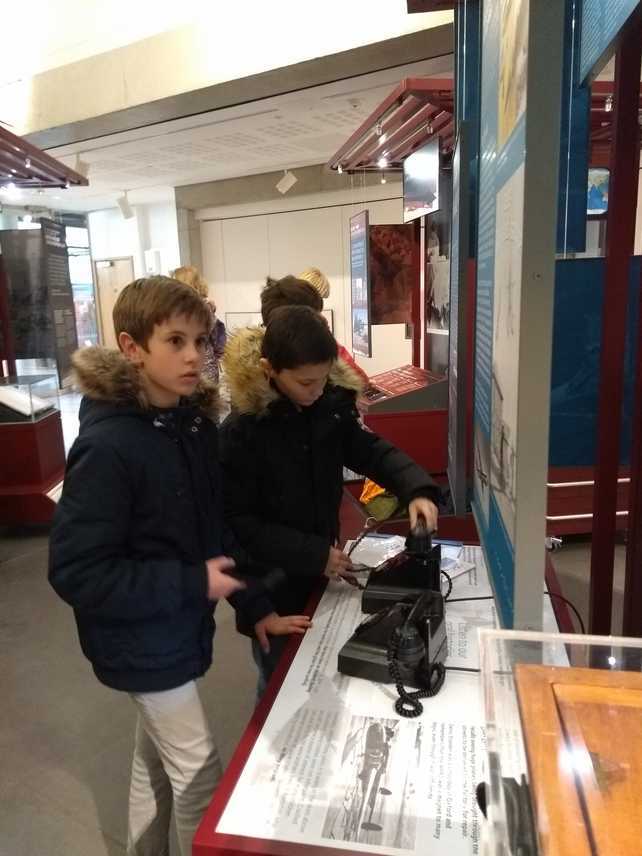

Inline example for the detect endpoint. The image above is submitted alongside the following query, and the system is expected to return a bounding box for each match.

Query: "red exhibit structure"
[589,15,642,635]
[0,125,87,525]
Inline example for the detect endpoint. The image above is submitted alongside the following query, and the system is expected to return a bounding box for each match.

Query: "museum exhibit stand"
[0,374,65,524]
[0,123,87,524]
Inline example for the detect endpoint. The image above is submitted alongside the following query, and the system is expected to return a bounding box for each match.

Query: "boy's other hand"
[255,612,312,654]
[409,498,439,533]
[206,556,244,601]
[323,546,354,579]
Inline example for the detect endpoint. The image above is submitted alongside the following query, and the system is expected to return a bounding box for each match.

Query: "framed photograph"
[587,167,609,217]
[350,210,371,357]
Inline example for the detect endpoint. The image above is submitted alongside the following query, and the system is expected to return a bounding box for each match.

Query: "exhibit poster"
[580,0,640,83]
[369,224,415,326]
[0,227,54,363]
[41,220,79,386]
[217,540,492,855]
[448,126,471,518]
[0,221,78,386]
[557,0,590,255]
[350,211,371,357]
[473,0,564,627]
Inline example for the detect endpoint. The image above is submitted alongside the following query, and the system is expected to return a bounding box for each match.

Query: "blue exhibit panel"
[549,256,640,467]
[580,0,640,82]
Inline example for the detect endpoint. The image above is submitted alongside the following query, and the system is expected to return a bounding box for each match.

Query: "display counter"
[194,539,560,856]
[0,374,65,524]
[479,628,642,856]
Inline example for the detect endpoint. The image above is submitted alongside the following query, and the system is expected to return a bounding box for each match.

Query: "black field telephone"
[338,589,448,717]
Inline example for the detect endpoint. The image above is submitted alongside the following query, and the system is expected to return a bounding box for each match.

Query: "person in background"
[220,306,440,694]
[172,266,227,384]
[298,266,370,387]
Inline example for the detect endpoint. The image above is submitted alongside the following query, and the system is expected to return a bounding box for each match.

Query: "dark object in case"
[337,590,447,689]
[361,525,442,614]
[476,777,537,856]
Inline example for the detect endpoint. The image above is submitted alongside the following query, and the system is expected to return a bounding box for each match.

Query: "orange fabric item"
[359,478,387,505]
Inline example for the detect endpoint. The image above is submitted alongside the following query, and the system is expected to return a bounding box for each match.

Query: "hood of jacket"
[72,346,219,424]
[222,325,364,416]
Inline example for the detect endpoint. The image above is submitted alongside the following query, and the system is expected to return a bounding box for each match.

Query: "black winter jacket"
[48,347,271,693]
[219,327,441,630]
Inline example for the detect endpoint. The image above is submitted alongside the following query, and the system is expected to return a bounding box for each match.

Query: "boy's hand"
[324,546,354,579]
[205,556,244,601]
[255,612,312,654]
[409,497,439,533]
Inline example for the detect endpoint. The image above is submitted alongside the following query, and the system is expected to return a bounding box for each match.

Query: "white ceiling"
[10,56,452,214]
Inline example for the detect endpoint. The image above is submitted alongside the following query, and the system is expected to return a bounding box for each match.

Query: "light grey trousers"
[126,680,222,856]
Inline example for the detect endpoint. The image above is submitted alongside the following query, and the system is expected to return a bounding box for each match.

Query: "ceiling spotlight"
[276,169,298,195]
[117,191,134,219]
[377,155,388,169]
[428,124,434,135]
[337,164,343,175]
[605,94,613,112]
[24,158,31,169]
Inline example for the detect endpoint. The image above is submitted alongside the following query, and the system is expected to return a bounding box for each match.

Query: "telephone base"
[338,619,448,687]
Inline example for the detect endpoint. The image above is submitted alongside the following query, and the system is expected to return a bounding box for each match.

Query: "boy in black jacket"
[48,277,297,856]
[219,305,440,692]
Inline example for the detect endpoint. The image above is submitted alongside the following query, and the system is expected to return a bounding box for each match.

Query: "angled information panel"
[447,124,471,517]
[473,0,564,627]
[580,0,641,83]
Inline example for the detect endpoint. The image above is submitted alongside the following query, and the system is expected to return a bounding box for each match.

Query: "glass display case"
[0,374,60,423]
[479,628,642,856]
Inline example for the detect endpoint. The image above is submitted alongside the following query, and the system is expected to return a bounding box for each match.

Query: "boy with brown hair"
[48,276,291,856]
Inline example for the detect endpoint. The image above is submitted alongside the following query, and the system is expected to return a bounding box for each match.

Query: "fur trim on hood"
[72,346,219,419]
[222,326,364,416]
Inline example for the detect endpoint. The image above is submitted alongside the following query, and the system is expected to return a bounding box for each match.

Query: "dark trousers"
[250,635,289,701]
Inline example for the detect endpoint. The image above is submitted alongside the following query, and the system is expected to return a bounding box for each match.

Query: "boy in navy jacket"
[49,277,304,856]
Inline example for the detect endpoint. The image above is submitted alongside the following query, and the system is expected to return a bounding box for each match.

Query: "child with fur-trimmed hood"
[219,305,441,692]
[48,276,283,855]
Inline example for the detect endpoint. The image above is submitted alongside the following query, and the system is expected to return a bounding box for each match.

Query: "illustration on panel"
[498,0,528,148]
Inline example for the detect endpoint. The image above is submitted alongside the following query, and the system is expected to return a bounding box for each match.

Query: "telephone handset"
[386,592,447,717]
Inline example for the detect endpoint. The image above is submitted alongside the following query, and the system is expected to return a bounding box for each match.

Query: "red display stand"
[0,411,65,524]
[546,466,630,536]
[364,408,447,474]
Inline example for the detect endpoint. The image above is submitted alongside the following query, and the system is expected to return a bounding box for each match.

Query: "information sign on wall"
[0,220,78,386]
[473,0,564,628]
[448,125,471,518]
[350,211,371,357]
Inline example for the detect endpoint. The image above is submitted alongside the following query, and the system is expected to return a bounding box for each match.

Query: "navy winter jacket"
[49,347,269,692]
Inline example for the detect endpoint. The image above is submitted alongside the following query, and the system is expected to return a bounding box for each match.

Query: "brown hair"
[171,265,209,299]
[262,305,337,371]
[260,275,323,325]
[298,267,330,299]
[113,276,211,349]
